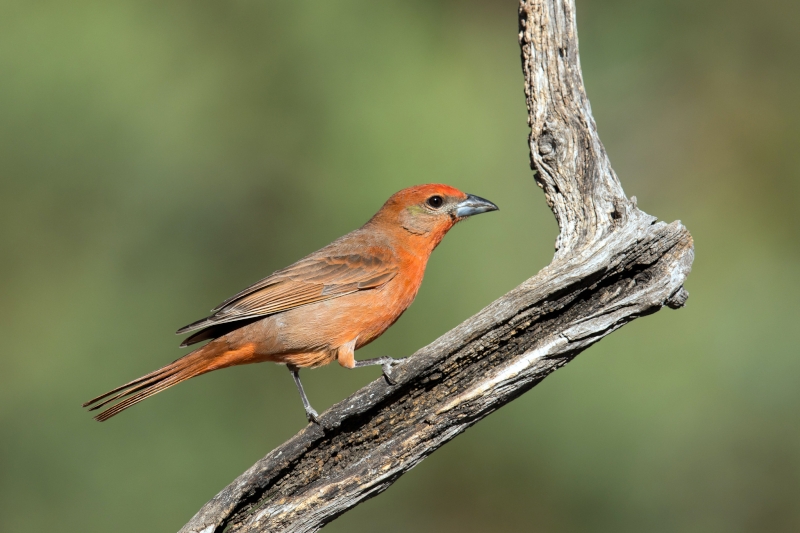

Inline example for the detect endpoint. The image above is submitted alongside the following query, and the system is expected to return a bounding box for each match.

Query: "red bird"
[84,184,498,423]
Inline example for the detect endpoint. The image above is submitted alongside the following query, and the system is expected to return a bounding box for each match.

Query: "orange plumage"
[83,184,498,422]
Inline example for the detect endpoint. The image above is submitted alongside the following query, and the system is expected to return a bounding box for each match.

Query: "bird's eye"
[427,195,444,209]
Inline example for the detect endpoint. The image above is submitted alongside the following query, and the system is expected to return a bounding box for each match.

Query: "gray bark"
[180,1,694,531]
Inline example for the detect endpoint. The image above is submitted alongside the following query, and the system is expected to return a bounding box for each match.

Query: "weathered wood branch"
[180,1,694,532]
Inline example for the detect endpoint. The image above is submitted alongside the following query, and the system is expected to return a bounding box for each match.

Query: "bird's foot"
[305,406,320,424]
[352,355,407,385]
[381,357,406,386]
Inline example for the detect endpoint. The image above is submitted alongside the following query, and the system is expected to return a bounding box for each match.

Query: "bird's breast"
[353,269,423,348]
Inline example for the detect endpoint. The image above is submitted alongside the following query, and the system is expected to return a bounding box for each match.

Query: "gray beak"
[454,194,499,218]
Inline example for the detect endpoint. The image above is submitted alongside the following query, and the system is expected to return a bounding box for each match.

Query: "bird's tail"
[83,342,227,422]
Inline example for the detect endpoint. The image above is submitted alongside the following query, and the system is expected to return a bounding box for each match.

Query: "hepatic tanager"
[84,184,498,423]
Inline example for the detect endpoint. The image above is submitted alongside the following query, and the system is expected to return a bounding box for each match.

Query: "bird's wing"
[176,250,398,340]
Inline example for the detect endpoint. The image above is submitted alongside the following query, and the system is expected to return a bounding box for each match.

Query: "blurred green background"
[2,0,799,531]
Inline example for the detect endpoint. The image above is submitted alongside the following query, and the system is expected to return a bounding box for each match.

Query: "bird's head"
[370,184,498,248]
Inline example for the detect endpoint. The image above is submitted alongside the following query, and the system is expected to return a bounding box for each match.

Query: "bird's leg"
[288,365,319,424]
[337,341,405,385]
[352,357,405,385]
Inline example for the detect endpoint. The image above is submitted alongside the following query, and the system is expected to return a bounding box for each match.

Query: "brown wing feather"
[176,250,398,343]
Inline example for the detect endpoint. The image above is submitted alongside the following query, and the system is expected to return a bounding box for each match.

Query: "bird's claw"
[382,357,406,386]
[305,407,320,424]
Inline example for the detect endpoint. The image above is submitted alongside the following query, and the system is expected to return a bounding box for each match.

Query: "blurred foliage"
[1,0,799,531]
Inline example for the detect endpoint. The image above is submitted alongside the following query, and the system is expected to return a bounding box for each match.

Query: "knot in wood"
[666,287,690,309]
[611,198,627,225]
[537,122,566,165]
[538,133,557,161]
[634,271,653,285]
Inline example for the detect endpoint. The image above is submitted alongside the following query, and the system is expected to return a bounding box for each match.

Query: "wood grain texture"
[180,1,694,531]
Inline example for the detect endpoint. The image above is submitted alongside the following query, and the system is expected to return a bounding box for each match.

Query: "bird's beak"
[454,194,499,218]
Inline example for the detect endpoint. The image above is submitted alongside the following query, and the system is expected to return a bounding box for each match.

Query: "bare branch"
[180,1,693,532]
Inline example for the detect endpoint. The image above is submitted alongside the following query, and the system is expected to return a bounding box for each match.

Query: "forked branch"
[181,1,693,531]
